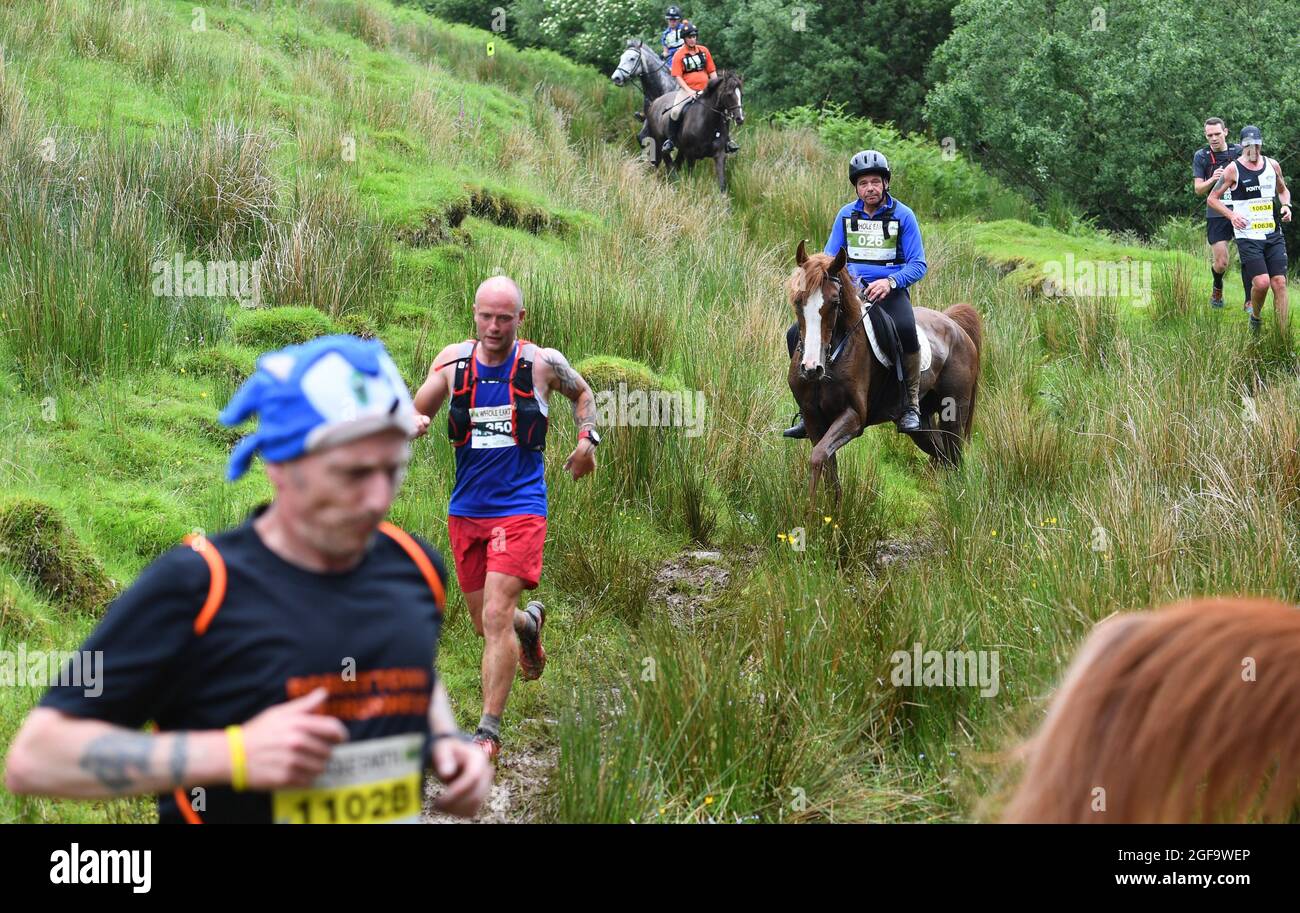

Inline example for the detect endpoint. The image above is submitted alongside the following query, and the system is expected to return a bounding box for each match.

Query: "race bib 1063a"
[272,733,424,824]
[844,218,900,262]
[1233,199,1276,240]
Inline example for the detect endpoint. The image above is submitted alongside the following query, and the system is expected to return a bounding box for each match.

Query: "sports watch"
[579,427,601,447]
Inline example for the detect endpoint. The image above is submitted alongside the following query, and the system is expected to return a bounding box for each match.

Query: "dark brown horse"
[644,70,743,192]
[788,242,982,506]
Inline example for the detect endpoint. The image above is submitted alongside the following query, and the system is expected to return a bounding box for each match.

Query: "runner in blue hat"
[5,335,492,823]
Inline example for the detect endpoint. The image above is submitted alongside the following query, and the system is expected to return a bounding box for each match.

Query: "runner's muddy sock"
[1212,268,1224,291]
[477,713,502,741]
[514,608,537,637]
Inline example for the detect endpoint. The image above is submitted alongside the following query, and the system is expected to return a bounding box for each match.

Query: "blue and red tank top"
[448,341,548,518]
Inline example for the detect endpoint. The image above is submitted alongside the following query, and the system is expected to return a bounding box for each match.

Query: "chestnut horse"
[1002,597,1300,823]
[787,242,982,506]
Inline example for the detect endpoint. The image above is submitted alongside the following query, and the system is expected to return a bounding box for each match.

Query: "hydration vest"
[843,197,905,266]
[663,24,687,53]
[447,340,548,452]
[679,48,708,73]
[1201,144,1240,206]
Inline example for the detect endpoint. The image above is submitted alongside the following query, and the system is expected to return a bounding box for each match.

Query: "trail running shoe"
[473,729,501,762]
[517,601,547,681]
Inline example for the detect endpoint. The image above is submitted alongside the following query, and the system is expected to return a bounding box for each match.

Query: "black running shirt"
[40,506,446,823]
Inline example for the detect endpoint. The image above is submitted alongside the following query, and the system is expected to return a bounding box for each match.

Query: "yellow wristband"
[226,725,248,792]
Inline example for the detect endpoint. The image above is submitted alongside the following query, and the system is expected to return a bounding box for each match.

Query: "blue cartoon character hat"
[220,335,418,481]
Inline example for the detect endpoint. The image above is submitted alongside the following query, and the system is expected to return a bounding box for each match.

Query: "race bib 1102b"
[272,733,424,824]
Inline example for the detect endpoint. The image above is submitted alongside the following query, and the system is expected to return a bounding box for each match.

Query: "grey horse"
[610,38,677,149]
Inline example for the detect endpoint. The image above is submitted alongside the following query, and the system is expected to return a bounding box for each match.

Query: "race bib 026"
[844,218,900,262]
[272,733,424,824]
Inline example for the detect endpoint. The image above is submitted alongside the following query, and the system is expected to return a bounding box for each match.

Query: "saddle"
[860,301,932,420]
[863,301,932,373]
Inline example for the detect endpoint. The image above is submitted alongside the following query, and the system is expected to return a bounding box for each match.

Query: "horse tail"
[944,302,982,438]
[945,302,982,357]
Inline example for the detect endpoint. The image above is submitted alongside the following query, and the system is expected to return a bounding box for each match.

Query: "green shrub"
[0,499,114,615]
[573,355,683,393]
[232,306,340,350]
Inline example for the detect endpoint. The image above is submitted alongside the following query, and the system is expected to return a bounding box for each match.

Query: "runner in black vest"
[1191,117,1246,309]
[1208,125,1292,334]
[4,336,492,822]
[1206,123,1289,335]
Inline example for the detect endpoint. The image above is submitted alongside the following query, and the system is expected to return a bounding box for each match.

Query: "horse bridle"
[796,272,868,369]
[614,45,672,86]
[700,84,743,123]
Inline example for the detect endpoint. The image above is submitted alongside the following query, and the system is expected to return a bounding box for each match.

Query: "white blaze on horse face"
[802,287,824,371]
[734,87,744,123]
[612,49,639,82]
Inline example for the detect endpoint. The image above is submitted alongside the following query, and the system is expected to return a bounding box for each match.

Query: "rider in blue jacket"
[661,6,689,65]
[784,149,928,437]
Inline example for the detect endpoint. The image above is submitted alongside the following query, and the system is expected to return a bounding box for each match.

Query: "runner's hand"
[1232,214,1250,230]
[564,440,597,480]
[1281,204,1293,223]
[864,278,892,302]
[1212,167,1225,180]
[240,688,348,790]
[411,413,431,438]
[432,737,493,817]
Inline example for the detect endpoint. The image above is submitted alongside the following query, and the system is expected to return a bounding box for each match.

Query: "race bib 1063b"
[272,733,424,824]
[844,218,900,262]
[1233,199,1276,240]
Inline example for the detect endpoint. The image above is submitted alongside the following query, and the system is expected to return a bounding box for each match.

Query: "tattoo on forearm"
[574,394,597,429]
[80,732,154,793]
[170,733,188,787]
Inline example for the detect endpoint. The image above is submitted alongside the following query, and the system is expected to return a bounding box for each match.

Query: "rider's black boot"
[896,350,922,433]
[782,415,807,439]
[662,115,683,153]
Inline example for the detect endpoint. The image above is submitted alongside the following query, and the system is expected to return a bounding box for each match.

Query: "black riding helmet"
[665,5,682,18]
[849,149,890,185]
[681,23,699,37]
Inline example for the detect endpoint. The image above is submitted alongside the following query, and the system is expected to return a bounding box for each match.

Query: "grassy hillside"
[2,0,1298,823]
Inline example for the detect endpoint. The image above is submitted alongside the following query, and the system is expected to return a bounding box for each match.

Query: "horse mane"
[703,69,742,98]
[787,252,860,312]
[1001,597,1300,823]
